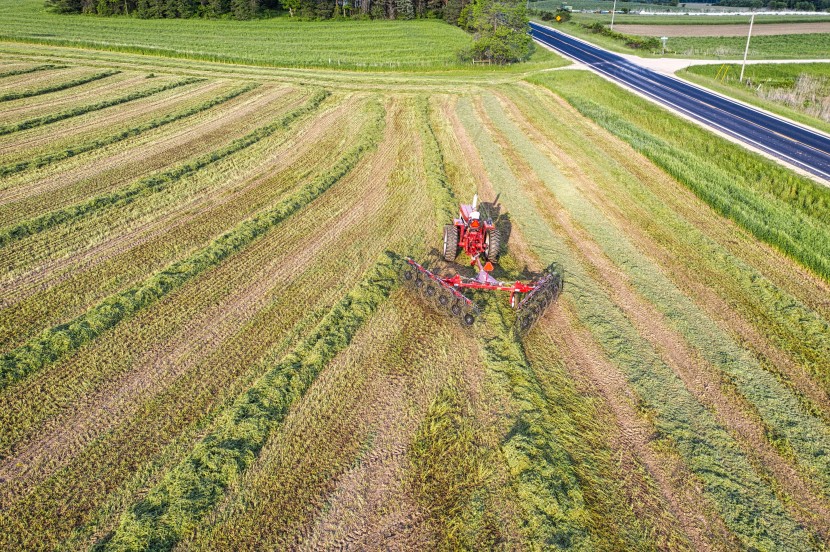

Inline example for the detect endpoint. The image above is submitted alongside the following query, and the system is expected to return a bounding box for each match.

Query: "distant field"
[545,19,830,59]
[615,22,830,36]
[680,62,830,132]
[571,12,830,24]
[0,0,474,71]
[669,33,830,58]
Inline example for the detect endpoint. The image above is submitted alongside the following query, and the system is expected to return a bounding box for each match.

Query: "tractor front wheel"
[485,228,501,263]
[443,224,459,262]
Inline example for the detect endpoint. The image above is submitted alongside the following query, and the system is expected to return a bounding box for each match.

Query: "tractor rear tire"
[485,228,501,263]
[443,224,459,262]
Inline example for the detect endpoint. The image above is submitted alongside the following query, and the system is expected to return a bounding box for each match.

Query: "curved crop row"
[0,81,254,177]
[0,69,119,102]
[0,95,380,391]
[0,63,64,78]
[0,88,328,248]
[0,76,203,137]
[106,251,398,551]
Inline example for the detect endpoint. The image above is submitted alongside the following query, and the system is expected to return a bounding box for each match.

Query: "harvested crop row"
[0,65,90,92]
[0,74,203,137]
[0,95,358,388]
[0,92,326,346]
[0,87,324,252]
[0,74,207,158]
[0,71,167,128]
[0,80,256,179]
[2,98,360,440]
[0,123,383,502]
[0,68,119,101]
[454,95,816,549]
[0,80,237,204]
[0,63,63,79]
[0,89,339,388]
[0,82,290,228]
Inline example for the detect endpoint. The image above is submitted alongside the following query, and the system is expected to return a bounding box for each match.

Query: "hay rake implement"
[401,195,563,333]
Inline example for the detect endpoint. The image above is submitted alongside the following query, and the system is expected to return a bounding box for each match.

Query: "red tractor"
[442,194,500,266]
[402,195,563,333]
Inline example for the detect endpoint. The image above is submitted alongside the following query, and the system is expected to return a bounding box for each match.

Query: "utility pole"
[610,0,617,30]
[740,12,755,83]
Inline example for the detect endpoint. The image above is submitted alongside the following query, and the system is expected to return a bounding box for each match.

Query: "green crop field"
[1,8,830,551]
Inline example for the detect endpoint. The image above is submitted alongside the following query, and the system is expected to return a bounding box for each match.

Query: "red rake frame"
[402,258,563,329]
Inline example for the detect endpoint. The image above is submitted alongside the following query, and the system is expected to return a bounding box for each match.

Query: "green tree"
[461,0,533,63]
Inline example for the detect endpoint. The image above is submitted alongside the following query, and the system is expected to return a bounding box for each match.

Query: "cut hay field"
[1,34,830,551]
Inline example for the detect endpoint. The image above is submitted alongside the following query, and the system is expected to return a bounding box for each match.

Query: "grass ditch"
[0,87,327,248]
[0,81,255,177]
[527,71,830,282]
[103,251,399,551]
[0,69,119,102]
[0,76,204,137]
[0,96,383,391]
[0,63,64,78]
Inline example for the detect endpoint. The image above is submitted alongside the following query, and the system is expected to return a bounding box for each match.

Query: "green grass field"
[0,8,829,551]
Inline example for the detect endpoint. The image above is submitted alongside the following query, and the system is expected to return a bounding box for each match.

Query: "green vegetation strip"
[0,76,204,137]
[0,81,255,177]
[106,253,396,551]
[528,72,830,281]
[457,97,812,549]
[0,88,328,248]
[0,91,379,391]
[476,299,596,547]
[0,63,64,78]
[0,69,119,102]
[410,385,501,549]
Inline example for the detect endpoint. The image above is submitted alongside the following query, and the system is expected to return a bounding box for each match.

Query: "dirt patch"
[614,22,830,37]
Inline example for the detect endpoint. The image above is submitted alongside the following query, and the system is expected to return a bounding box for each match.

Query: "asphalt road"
[530,22,830,182]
